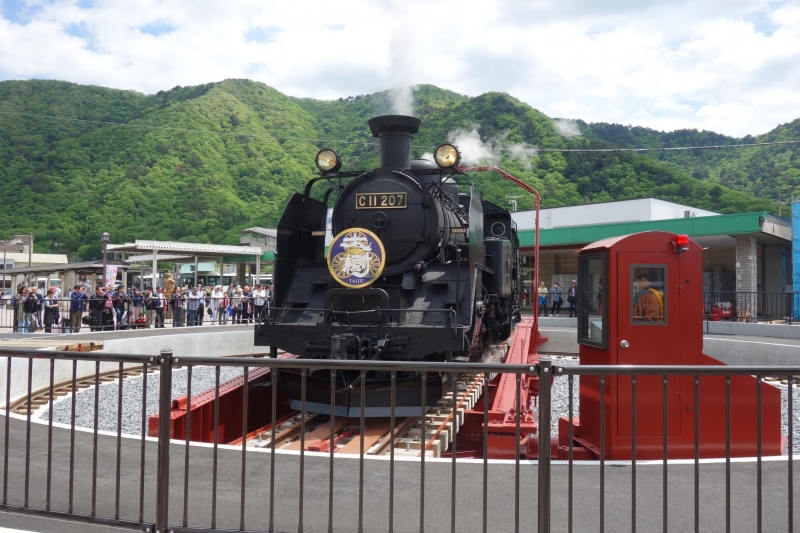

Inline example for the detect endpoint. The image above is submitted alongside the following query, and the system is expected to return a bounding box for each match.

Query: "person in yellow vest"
[164,273,176,320]
[632,268,664,321]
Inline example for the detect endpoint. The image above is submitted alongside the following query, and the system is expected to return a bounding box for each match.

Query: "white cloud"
[0,0,798,136]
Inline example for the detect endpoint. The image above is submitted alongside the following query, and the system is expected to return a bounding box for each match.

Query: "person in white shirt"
[187,287,201,326]
[209,285,223,325]
[252,285,267,324]
[155,287,166,328]
[232,288,244,324]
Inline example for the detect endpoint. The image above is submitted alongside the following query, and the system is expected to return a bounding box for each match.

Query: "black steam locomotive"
[255,115,521,416]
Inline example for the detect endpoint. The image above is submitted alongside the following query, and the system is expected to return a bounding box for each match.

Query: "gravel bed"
[40,365,245,436]
[38,356,800,455]
[777,382,800,455]
[547,356,580,440]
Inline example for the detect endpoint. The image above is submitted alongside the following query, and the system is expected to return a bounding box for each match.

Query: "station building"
[512,198,792,304]
[0,235,69,290]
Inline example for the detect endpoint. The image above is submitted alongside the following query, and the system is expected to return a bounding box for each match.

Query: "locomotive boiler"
[255,115,521,416]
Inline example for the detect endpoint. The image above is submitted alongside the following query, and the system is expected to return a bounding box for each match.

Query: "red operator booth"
[561,231,782,460]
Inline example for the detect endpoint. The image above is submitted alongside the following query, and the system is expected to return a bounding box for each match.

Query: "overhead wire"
[1,109,798,153]
[500,139,800,153]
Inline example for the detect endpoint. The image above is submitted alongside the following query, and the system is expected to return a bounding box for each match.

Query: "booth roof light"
[673,234,690,252]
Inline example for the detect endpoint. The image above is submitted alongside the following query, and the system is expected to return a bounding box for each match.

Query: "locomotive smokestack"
[368,115,421,170]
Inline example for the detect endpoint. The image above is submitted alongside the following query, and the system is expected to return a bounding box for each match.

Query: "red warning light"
[672,234,690,252]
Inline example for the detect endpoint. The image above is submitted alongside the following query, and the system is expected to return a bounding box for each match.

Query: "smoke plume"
[553,118,580,138]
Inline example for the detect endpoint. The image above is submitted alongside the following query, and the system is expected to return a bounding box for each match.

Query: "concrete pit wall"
[0,329,264,404]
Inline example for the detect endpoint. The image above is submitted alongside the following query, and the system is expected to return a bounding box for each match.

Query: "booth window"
[631,265,667,324]
[578,252,608,349]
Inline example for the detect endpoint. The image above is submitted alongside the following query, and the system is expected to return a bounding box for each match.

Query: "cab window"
[578,252,607,348]
[631,265,667,325]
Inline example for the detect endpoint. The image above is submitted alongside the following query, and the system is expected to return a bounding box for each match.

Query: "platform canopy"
[107,240,264,288]
[0,259,130,276]
[107,240,262,258]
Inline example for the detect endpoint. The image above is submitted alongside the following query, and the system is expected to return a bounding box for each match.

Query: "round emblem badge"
[327,228,386,288]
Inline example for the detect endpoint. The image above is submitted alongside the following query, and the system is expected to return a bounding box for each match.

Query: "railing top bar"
[174,357,800,376]
[0,348,157,364]
[555,364,800,376]
[269,306,456,314]
[2,347,798,376]
[178,356,535,374]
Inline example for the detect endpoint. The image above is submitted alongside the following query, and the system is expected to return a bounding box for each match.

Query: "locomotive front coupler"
[328,333,406,361]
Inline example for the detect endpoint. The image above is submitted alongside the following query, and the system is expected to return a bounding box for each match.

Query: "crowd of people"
[7,281,275,333]
[522,280,579,317]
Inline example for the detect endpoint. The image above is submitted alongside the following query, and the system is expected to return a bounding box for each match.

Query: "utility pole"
[101,232,110,288]
[774,194,786,217]
[27,233,33,287]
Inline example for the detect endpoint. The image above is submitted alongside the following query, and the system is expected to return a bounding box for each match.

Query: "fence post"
[156,349,173,533]
[537,358,552,533]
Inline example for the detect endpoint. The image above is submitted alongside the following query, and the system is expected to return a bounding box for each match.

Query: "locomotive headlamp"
[434,143,460,168]
[315,148,342,172]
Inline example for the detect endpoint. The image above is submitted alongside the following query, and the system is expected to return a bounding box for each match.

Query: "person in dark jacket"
[567,280,578,318]
[551,283,563,316]
[34,287,44,329]
[22,288,39,333]
[171,287,186,327]
[242,285,253,323]
[154,287,166,328]
[43,289,60,333]
[143,289,156,328]
[130,287,143,324]
[196,284,205,326]
[112,286,128,330]
[68,285,88,333]
[88,287,106,332]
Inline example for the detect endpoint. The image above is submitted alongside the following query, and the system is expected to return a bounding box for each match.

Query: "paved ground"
[0,415,797,533]
[1,324,799,531]
[705,332,800,346]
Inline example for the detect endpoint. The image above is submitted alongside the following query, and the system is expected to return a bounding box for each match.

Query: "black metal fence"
[0,348,797,532]
[703,291,795,324]
[5,292,796,331]
[0,297,266,331]
[520,291,798,324]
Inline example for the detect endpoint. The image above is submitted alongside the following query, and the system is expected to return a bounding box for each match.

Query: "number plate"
[355,192,407,209]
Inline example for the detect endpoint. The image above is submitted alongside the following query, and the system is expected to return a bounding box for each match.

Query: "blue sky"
[0,0,798,136]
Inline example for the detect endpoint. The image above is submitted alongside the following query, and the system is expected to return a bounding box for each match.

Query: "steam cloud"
[553,118,580,138]
[442,126,538,169]
[387,0,416,116]
[390,86,415,116]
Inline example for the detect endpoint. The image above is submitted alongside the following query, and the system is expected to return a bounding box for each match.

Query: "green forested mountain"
[0,79,794,258]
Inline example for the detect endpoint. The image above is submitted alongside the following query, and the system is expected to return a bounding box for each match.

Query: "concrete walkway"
[0,415,797,533]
